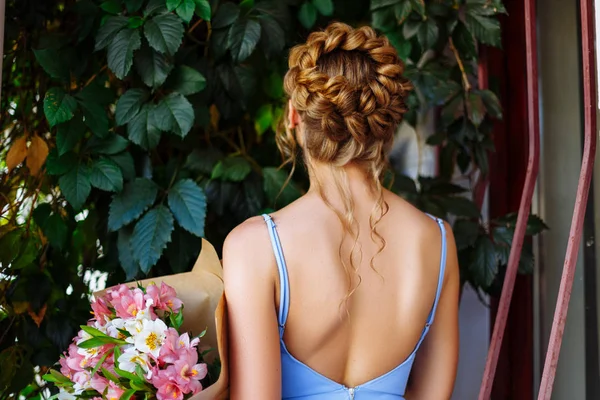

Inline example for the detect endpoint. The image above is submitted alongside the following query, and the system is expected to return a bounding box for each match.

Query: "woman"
[223,22,459,399]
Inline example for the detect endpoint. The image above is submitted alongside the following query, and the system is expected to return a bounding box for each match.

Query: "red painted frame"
[483,0,534,398]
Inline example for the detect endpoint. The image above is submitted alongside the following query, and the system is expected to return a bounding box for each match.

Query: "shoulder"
[222,215,275,287]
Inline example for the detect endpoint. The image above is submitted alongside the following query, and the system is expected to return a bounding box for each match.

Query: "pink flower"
[90,375,109,393]
[173,351,207,394]
[105,381,125,400]
[146,282,183,312]
[159,328,199,364]
[59,355,72,378]
[65,344,86,371]
[91,297,112,325]
[152,368,185,400]
[113,287,146,319]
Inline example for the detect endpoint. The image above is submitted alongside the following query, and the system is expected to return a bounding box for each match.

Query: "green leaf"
[144,13,184,55]
[166,0,182,11]
[370,0,401,10]
[194,0,211,20]
[125,0,145,13]
[168,179,207,237]
[42,370,71,384]
[95,16,129,51]
[298,2,317,29]
[102,367,120,383]
[131,206,175,273]
[263,71,283,99]
[80,325,110,338]
[56,117,86,156]
[312,0,333,16]
[227,18,261,62]
[386,30,412,60]
[33,48,69,81]
[417,18,439,50]
[58,164,92,210]
[263,167,301,207]
[116,89,148,126]
[470,235,498,289]
[144,0,168,16]
[79,337,126,348]
[478,89,502,119]
[211,157,251,182]
[371,8,396,31]
[409,0,424,15]
[168,65,206,95]
[452,22,477,60]
[465,12,501,47]
[185,148,223,175]
[87,134,129,154]
[44,88,77,127]
[108,178,159,231]
[394,1,412,24]
[128,16,145,29]
[176,0,196,23]
[436,196,480,218]
[90,157,124,192]
[454,219,480,250]
[127,104,162,150]
[212,2,239,29]
[467,92,486,126]
[110,151,136,180]
[135,43,173,89]
[77,81,115,107]
[402,18,421,39]
[258,15,285,58]
[43,213,69,250]
[80,101,109,138]
[255,104,273,135]
[107,28,142,79]
[154,93,195,137]
[46,149,77,176]
[100,0,121,14]
[118,227,139,280]
[169,308,184,329]
[526,214,549,235]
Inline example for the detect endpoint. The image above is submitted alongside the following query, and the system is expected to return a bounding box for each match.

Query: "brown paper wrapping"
[96,239,229,399]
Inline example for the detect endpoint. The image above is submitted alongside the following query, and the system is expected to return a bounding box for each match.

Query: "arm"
[223,218,282,400]
[406,222,460,400]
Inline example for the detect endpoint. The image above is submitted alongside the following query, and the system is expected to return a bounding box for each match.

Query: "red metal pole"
[478,0,540,397]
[537,0,597,396]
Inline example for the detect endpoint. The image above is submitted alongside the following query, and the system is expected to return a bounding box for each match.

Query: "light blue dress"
[261,214,448,400]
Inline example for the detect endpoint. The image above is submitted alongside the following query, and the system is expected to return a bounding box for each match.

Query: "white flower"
[133,318,168,358]
[72,370,92,394]
[135,303,154,322]
[57,389,77,400]
[117,347,151,375]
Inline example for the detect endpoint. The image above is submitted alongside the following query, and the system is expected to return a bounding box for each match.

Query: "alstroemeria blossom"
[44,282,209,399]
[134,318,168,358]
[146,282,183,312]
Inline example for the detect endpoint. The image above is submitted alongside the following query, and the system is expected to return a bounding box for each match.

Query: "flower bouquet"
[44,239,230,400]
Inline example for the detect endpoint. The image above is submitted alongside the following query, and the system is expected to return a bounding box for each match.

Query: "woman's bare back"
[261,189,450,387]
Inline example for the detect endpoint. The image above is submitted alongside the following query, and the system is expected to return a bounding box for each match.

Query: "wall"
[535,0,586,398]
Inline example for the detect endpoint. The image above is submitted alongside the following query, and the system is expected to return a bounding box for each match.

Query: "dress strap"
[426,215,447,326]
[262,214,290,338]
[414,214,447,349]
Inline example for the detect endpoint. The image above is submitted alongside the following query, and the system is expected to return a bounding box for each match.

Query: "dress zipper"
[347,387,355,400]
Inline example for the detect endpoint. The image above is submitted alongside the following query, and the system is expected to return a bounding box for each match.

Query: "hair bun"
[283,22,409,163]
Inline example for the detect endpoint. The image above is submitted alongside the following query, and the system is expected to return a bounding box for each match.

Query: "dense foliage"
[0,0,546,396]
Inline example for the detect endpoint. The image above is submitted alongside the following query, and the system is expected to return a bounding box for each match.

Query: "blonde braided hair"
[277,22,410,306]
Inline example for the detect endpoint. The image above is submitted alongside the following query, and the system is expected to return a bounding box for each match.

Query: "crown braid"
[283,22,409,153]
